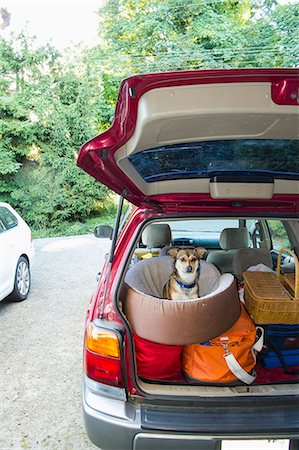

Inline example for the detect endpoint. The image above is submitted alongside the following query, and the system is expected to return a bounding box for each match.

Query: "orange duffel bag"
[182,304,263,385]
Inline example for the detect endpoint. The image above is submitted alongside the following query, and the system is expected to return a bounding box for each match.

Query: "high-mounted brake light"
[84,323,125,387]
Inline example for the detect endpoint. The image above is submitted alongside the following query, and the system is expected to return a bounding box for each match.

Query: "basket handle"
[276,248,299,299]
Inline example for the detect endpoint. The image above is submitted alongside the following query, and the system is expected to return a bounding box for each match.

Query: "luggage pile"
[131,248,299,385]
[242,248,299,377]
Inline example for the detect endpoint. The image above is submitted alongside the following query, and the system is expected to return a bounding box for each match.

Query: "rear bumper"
[83,377,299,450]
[83,398,222,450]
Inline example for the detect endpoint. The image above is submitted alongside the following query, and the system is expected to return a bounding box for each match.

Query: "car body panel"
[77,69,299,208]
[0,218,20,299]
[0,203,34,301]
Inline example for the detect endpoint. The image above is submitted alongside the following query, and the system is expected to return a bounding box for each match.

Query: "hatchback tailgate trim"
[141,398,299,434]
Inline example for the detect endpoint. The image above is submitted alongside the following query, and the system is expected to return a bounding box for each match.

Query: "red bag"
[133,332,184,381]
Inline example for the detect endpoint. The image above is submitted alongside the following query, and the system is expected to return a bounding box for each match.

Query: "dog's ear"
[167,247,180,258]
[194,247,207,259]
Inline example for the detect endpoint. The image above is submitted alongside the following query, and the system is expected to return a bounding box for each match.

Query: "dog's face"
[167,247,206,278]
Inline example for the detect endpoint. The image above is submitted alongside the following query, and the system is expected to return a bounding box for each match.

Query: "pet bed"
[123,256,241,345]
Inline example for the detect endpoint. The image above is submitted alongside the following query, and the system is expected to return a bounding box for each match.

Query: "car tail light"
[84,323,125,387]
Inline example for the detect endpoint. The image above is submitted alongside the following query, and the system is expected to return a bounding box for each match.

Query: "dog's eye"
[180,257,186,262]
[190,257,196,262]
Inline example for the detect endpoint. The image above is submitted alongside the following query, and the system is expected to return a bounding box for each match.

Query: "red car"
[77,69,299,450]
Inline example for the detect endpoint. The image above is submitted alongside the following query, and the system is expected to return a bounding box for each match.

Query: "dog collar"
[176,280,196,289]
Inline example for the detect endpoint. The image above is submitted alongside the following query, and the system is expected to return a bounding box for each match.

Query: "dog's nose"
[186,265,193,273]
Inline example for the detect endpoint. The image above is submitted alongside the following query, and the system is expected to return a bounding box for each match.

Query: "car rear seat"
[232,248,273,281]
[206,227,250,273]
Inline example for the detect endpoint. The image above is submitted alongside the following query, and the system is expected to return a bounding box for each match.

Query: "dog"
[164,247,207,300]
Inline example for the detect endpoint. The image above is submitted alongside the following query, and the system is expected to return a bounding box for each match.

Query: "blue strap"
[176,279,196,289]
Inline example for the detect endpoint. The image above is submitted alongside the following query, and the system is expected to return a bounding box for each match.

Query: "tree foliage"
[0,33,112,232]
[95,0,298,75]
[93,0,298,123]
[0,1,298,235]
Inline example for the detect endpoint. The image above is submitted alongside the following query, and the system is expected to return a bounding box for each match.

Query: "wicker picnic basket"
[244,248,299,324]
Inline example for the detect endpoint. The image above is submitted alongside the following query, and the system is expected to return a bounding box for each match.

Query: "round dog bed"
[123,256,241,345]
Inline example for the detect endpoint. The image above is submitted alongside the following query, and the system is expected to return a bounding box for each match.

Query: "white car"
[0,202,34,302]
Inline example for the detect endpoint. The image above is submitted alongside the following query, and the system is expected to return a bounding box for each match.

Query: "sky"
[0,0,297,51]
[0,0,102,50]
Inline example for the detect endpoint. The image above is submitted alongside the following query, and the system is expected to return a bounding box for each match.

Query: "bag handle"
[276,247,299,299]
[224,353,256,385]
[221,327,264,385]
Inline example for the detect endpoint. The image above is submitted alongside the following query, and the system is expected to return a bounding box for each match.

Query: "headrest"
[220,227,249,250]
[232,248,273,280]
[142,223,172,248]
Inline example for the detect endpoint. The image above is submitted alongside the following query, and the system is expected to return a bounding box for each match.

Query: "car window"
[0,207,18,229]
[245,219,267,248]
[267,220,292,251]
[162,219,239,249]
[118,201,133,235]
[169,219,239,238]
[128,139,299,182]
[0,218,6,232]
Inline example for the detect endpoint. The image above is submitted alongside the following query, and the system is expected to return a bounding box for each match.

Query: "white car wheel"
[9,256,31,302]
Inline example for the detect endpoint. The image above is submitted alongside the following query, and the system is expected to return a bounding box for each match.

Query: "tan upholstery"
[135,223,172,259]
[232,248,273,280]
[123,256,241,345]
[206,227,250,273]
[142,223,172,248]
[220,228,249,250]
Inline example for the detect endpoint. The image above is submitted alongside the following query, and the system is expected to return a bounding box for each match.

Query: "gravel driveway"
[0,235,111,450]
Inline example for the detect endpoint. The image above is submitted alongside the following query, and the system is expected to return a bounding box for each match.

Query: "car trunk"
[114,214,299,397]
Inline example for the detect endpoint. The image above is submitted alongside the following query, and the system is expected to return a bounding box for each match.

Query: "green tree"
[1,1,297,235]
[93,0,298,126]
[0,32,58,194]
[0,33,112,232]
[96,0,298,73]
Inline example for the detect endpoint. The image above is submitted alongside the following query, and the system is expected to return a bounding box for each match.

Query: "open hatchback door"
[77,69,299,212]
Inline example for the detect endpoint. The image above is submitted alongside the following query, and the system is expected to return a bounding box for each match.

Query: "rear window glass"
[128,139,299,182]
[167,219,239,249]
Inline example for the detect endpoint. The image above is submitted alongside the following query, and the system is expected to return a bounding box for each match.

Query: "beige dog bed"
[123,256,241,345]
